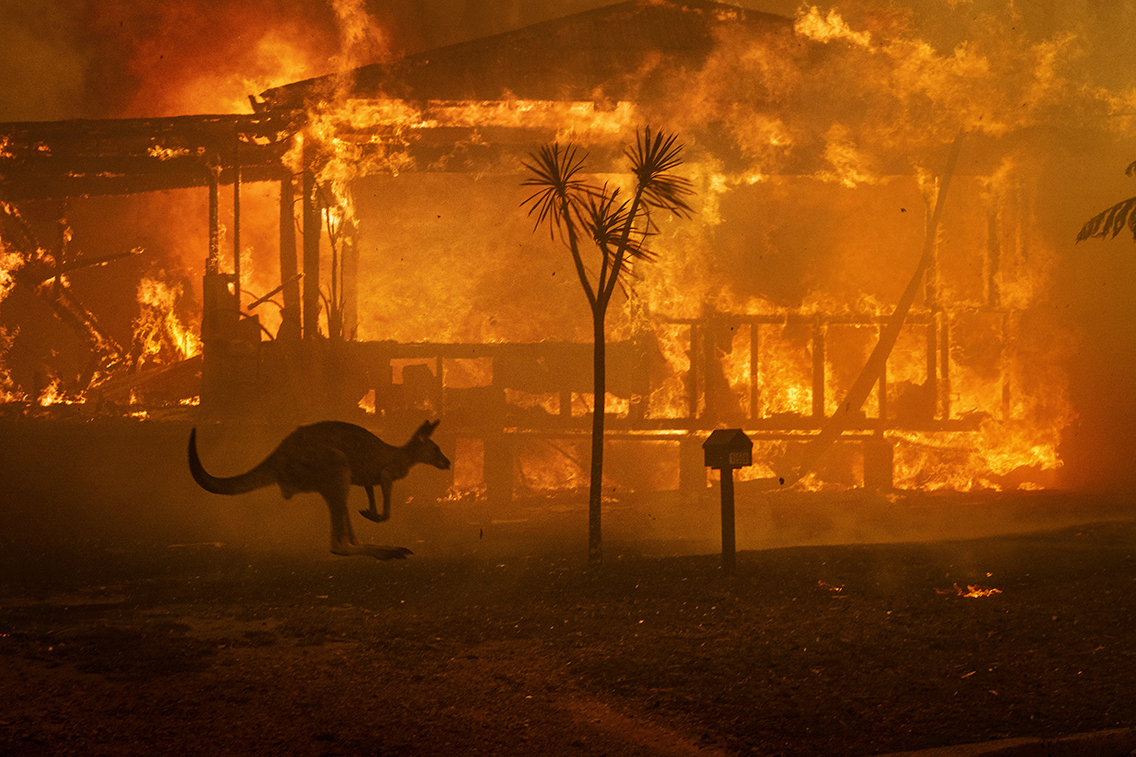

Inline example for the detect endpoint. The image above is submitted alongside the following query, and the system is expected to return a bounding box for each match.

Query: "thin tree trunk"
[589,305,606,567]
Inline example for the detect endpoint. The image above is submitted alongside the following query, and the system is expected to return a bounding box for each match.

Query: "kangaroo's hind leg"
[321,460,412,560]
[320,460,358,556]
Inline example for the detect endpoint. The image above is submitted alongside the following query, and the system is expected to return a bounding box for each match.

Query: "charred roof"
[0,112,299,201]
[0,1,792,201]
[253,0,792,111]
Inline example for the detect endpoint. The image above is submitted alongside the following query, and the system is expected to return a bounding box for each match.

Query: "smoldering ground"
[1,427,1135,757]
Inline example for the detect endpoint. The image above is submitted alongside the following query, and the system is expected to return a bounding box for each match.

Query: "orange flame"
[937,582,1003,598]
[794,7,872,48]
[5,1,1113,499]
[0,246,27,402]
[133,274,202,368]
[37,378,82,407]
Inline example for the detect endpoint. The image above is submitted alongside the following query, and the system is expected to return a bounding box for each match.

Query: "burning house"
[1,0,1133,516]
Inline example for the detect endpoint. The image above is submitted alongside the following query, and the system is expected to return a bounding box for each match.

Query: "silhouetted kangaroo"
[188,420,451,559]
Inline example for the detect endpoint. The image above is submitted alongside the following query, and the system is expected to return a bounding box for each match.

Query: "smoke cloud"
[0,0,804,121]
[1,0,1134,494]
[4,1,1130,121]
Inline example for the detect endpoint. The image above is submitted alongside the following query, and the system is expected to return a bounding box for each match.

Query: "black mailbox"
[703,429,753,469]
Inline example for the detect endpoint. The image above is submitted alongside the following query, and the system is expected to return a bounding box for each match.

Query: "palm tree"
[522,127,693,567]
[1077,160,1136,243]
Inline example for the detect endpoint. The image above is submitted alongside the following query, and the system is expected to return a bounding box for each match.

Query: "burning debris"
[131,273,202,370]
[937,583,1003,599]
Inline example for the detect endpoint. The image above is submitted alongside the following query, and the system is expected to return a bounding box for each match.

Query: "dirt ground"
[2,510,1136,757]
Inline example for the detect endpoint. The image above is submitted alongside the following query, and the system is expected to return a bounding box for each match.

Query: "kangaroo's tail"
[188,428,277,495]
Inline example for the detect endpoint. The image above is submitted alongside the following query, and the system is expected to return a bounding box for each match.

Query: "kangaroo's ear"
[415,419,439,439]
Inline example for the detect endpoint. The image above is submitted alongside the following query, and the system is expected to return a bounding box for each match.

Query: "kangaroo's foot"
[372,545,413,560]
[358,509,389,523]
[331,542,413,560]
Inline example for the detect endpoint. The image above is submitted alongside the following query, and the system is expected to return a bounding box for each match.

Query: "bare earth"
[2,515,1135,757]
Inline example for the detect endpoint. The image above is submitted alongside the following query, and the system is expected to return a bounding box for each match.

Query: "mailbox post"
[702,429,753,575]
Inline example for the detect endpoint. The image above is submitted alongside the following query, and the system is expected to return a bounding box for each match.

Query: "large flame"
[253,2,1094,493]
[132,273,202,368]
[3,1,1130,496]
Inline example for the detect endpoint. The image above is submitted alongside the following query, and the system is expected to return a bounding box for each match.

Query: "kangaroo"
[188,420,451,560]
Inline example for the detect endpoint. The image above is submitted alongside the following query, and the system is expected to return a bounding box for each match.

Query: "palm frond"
[626,126,695,218]
[1077,195,1136,242]
[521,143,590,239]
[581,184,654,263]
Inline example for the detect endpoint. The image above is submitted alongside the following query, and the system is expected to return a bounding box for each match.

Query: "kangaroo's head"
[410,419,451,470]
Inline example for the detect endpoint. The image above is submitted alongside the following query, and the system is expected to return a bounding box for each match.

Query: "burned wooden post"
[783,130,965,486]
[342,223,358,340]
[812,315,825,421]
[301,146,321,341]
[207,159,222,275]
[702,429,753,575]
[203,164,238,327]
[232,135,241,305]
[278,171,301,341]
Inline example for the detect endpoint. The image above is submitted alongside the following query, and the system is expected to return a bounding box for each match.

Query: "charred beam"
[749,324,760,421]
[27,249,144,283]
[278,173,301,341]
[1,202,126,375]
[233,135,242,301]
[787,130,966,486]
[0,112,300,201]
[812,316,825,420]
[301,153,320,340]
[34,281,124,375]
[207,160,221,275]
[342,224,358,340]
[940,316,951,420]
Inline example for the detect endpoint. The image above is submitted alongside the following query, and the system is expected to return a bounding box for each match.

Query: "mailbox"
[702,429,753,469]
[702,429,752,575]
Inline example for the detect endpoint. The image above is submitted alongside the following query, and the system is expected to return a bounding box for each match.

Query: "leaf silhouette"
[521,143,590,240]
[1076,160,1136,243]
[1077,196,1136,242]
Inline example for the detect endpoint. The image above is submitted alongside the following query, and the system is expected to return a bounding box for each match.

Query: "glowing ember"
[0,248,21,298]
[37,378,81,407]
[357,389,376,414]
[937,583,1003,598]
[146,145,192,161]
[0,249,22,402]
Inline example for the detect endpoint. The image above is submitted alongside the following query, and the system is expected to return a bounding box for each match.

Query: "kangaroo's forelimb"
[317,453,411,559]
[358,470,394,523]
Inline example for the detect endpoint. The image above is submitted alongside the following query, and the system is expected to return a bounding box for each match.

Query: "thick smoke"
[0,0,344,120]
[1,0,1135,507]
[0,1,804,122]
[3,1,1133,122]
